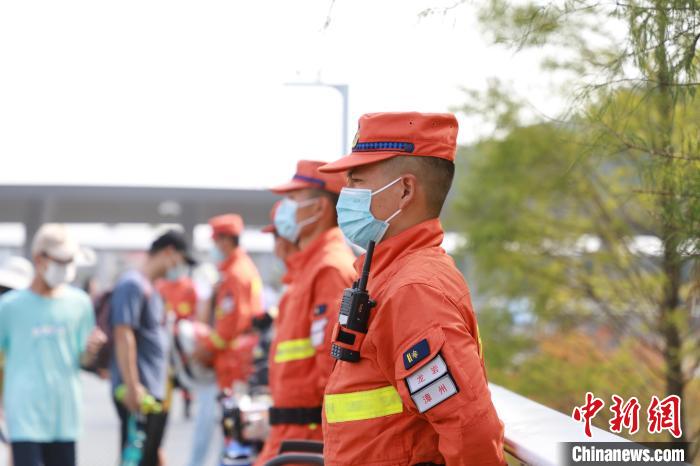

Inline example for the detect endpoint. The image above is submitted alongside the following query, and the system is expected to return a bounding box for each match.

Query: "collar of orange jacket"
[285,227,347,280]
[218,247,246,273]
[354,218,445,278]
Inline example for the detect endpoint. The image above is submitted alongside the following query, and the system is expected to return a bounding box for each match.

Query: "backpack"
[82,290,114,378]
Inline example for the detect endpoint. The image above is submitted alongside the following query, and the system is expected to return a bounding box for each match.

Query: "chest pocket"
[217,293,236,317]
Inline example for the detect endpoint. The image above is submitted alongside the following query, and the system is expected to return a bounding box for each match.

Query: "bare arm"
[114,325,144,411]
[79,328,107,368]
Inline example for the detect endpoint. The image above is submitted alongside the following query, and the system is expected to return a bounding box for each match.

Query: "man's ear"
[318,195,333,217]
[33,253,45,269]
[398,174,417,210]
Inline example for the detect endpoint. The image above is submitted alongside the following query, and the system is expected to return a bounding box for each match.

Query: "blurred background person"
[0,224,104,466]
[191,214,263,464]
[0,255,34,466]
[254,160,355,465]
[194,214,263,391]
[0,256,33,296]
[249,201,297,391]
[157,273,198,419]
[184,268,221,466]
[111,230,196,466]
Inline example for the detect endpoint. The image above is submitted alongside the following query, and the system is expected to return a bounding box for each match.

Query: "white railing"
[489,383,629,466]
[490,384,694,466]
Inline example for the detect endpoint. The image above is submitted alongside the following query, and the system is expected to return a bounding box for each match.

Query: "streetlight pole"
[284,81,349,156]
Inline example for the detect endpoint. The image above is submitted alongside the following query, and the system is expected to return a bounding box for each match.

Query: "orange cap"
[209,214,244,237]
[319,112,458,173]
[271,160,346,194]
[261,201,280,234]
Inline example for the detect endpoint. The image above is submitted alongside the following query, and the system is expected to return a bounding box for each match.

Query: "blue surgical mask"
[166,264,188,281]
[209,247,225,263]
[274,197,320,243]
[337,177,402,250]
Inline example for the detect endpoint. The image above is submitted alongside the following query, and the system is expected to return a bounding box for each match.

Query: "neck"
[383,211,434,242]
[141,260,160,282]
[298,220,334,250]
[30,276,56,297]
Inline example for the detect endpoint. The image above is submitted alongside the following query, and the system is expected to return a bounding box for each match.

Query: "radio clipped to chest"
[331,240,376,362]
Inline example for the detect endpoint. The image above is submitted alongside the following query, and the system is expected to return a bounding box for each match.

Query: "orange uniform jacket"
[322,219,506,466]
[206,248,263,389]
[254,227,356,465]
[158,277,197,321]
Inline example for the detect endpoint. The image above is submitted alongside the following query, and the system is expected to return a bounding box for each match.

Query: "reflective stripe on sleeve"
[210,331,227,350]
[273,338,315,363]
[324,385,403,423]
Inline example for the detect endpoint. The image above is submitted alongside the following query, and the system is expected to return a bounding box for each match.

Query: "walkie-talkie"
[330,240,377,362]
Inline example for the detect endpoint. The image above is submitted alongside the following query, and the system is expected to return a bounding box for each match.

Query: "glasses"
[41,252,74,266]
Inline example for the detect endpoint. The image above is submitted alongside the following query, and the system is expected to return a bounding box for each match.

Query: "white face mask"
[274,197,321,243]
[166,263,188,282]
[336,177,403,250]
[42,260,76,289]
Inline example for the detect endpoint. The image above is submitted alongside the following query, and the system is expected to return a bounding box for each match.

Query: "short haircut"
[385,156,455,217]
[149,230,196,265]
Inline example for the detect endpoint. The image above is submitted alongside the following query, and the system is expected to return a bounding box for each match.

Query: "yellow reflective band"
[476,323,484,360]
[210,332,227,350]
[251,277,262,298]
[274,338,315,363]
[177,302,192,316]
[324,385,403,423]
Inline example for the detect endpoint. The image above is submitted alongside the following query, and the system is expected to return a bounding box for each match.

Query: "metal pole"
[331,84,349,155]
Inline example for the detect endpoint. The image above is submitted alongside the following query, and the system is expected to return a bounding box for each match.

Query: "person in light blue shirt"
[0,224,104,466]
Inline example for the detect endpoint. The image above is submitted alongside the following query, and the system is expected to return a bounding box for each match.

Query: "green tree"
[432,0,700,456]
[450,87,700,457]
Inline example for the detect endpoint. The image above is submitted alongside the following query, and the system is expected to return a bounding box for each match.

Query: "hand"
[85,328,107,359]
[193,341,214,366]
[124,384,146,413]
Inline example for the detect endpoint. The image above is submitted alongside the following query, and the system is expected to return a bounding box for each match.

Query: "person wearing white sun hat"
[0,255,33,466]
[0,224,106,466]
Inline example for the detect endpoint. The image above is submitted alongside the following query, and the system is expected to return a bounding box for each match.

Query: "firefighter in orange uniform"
[196,214,264,390]
[318,112,506,466]
[158,276,197,321]
[158,275,198,416]
[253,161,356,465]
[261,201,300,299]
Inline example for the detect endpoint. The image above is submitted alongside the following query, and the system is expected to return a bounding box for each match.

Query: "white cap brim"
[0,269,32,290]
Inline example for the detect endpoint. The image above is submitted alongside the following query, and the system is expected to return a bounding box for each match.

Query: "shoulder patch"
[403,339,430,370]
[219,294,235,314]
[411,374,459,413]
[310,317,328,347]
[405,354,448,393]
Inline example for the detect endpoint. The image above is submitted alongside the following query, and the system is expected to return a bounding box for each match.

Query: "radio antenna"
[358,240,375,291]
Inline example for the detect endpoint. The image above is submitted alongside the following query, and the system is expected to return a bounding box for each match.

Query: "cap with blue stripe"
[352,141,415,153]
